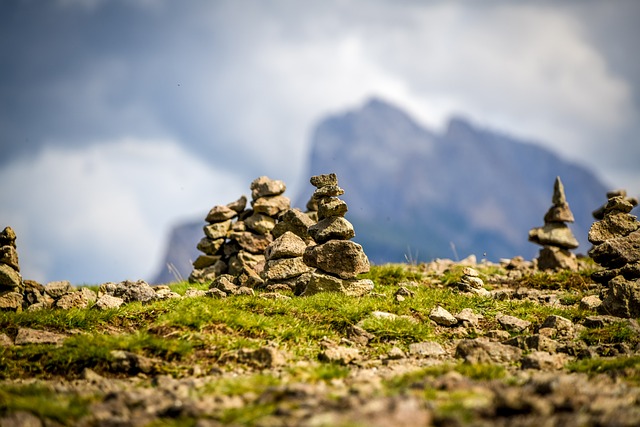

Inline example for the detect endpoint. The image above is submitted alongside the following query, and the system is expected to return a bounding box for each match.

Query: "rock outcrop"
[588,192,640,318]
[301,174,373,296]
[528,177,579,270]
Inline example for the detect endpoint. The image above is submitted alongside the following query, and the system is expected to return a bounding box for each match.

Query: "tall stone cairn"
[528,176,579,270]
[588,191,640,318]
[301,173,373,296]
[189,176,290,288]
[0,226,24,311]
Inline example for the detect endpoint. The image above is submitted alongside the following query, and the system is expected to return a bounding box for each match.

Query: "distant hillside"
[152,98,611,283]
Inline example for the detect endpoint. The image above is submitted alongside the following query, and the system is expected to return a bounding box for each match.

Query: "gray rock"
[226,195,248,213]
[301,271,373,297]
[455,308,482,327]
[250,176,286,199]
[540,315,574,336]
[189,261,226,283]
[262,257,312,281]
[496,313,531,333]
[237,265,265,289]
[203,219,232,240]
[244,213,276,235]
[265,231,307,260]
[55,290,92,309]
[99,280,157,303]
[183,288,207,298]
[154,286,181,300]
[94,294,124,310]
[600,276,640,318]
[455,338,522,364]
[318,346,360,365]
[408,341,446,357]
[0,263,22,292]
[271,209,315,242]
[238,346,286,368]
[308,216,355,243]
[312,185,344,199]
[303,240,370,279]
[192,255,222,269]
[14,327,66,345]
[589,229,640,269]
[429,306,457,326]
[205,288,227,298]
[537,246,578,271]
[521,351,566,370]
[205,205,238,222]
[0,333,12,346]
[0,244,20,271]
[528,223,579,249]
[0,226,17,247]
[579,295,602,311]
[229,231,273,254]
[0,291,23,312]
[196,237,225,256]
[210,274,238,294]
[588,212,639,245]
[318,197,348,219]
[252,195,290,216]
[43,280,73,298]
[310,173,338,188]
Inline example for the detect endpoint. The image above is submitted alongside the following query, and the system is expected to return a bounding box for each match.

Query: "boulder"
[265,231,308,260]
[250,176,286,199]
[600,276,640,318]
[301,271,373,297]
[303,240,370,279]
[99,280,157,303]
[308,216,355,243]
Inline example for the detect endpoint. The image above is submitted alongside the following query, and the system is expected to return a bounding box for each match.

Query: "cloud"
[0,138,243,284]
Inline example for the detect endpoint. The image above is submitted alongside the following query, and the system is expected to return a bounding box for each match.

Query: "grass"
[0,262,637,425]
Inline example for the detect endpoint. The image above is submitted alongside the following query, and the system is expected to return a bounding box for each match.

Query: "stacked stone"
[301,173,373,296]
[189,176,290,288]
[588,193,640,318]
[592,189,638,221]
[261,231,313,294]
[0,226,24,311]
[528,177,579,271]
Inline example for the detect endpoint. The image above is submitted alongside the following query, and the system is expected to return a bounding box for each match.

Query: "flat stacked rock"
[588,193,640,318]
[262,231,313,295]
[0,226,24,311]
[301,173,373,296]
[189,176,290,288]
[528,177,579,270]
[592,189,638,221]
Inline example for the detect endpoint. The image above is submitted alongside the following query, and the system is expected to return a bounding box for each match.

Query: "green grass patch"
[567,356,640,382]
[512,270,595,291]
[580,321,640,347]
[0,382,94,424]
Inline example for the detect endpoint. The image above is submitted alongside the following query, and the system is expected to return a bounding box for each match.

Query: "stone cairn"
[301,173,373,296]
[528,176,579,270]
[189,176,291,292]
[588,190,640,317]
[262,207,317,295]
[0,226,24,311]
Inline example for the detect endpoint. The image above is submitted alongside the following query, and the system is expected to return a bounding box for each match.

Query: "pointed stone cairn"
[189,176,290,291]
[588,192,640,317]
[301,173,373,296]
[528,177,579,270]
[0,226,24,311]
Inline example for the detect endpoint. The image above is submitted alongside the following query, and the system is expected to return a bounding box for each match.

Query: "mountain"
[152,97,611,283]
[298,98,608,263]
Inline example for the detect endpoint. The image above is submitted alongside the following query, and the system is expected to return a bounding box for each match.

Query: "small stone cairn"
[0,226,24,311]
[301,173,373,296]
[528,177,579,270]
[588,190,640,317]
[189,176,290,288]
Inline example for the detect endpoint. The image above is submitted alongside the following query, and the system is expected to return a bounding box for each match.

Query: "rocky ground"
[1,258,640,427]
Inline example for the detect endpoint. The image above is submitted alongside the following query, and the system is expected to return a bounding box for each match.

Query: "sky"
[1,0,639,285]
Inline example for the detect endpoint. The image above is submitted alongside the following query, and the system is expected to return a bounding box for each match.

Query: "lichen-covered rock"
[0,291,23,312]
[308,216,355,243]
[265,231,307,260]
[600,276,640,318]
[0,263,22,293]
[98,280,157,303]
[262,257,311,281]
[589,229,640,269]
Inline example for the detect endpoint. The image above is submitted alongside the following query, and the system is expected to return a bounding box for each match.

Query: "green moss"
[567,356,640,382]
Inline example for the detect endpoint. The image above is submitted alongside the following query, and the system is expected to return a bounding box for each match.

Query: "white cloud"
[0,138,243,284]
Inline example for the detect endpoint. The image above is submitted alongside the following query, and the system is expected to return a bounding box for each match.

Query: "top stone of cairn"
[310,173,338,188]
[543,176,575,223]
